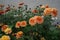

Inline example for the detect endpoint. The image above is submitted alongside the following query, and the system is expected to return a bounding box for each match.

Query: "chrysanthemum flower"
[15,21,21,28]
[32,9,38,13]
[16,31,23,39]
[1,35,10,40]
[6,6,10,9]
[19,2,24,5]
[51,8,57,17]
[44,8,52,16]
[4,28,12,34]
[20,21,27,27]
[34,16,44,24]
[1,25,8,32]
[29,17,36,26]
[45,4,49,8]
[0,10,4,15]
[5,9,10,12]
[5,6,10,12]
[18,2,24,8]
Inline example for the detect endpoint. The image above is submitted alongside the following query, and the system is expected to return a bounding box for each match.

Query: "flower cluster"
[15,21,27,28]
[1,25,12,34]
[0,2,58,40]
[44,8,57,17]
[29,16,44,26]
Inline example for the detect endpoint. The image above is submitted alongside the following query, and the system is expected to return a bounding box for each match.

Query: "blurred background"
[0,0,60,21]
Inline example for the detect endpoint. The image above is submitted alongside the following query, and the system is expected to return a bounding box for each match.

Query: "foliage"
[0,4,60,40]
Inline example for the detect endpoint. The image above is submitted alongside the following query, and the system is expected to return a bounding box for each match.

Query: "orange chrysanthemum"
[51,8,57,17]
[18,2,24,8]
[5,9,10,12]
[44,8,52,16]
[16,31,23,39]
[32,9,38,13]
[4,28,12,34]
[15,21,21,28]
[45,4,49,8]
[0,10,4,15]
[19,2,24,5]
[5,6,10,12]
[20,21,27,27]
[29,17,36,26]
[6,6,10,9]
[1,25,8,32]
[34,16,44,24]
